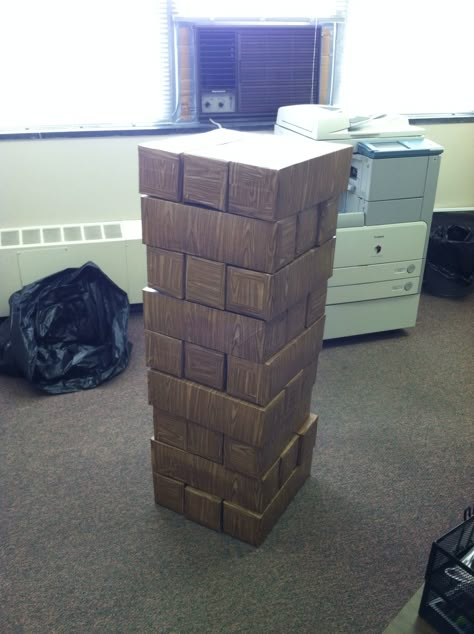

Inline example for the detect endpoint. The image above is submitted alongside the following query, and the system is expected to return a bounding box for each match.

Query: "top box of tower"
[139,131,352,222]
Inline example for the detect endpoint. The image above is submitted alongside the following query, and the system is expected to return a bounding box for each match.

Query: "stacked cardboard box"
[139,130,352,545]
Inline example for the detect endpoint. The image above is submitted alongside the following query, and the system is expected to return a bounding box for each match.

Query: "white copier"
[275,105,444,339]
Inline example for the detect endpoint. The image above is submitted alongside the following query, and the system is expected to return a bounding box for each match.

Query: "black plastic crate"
[419,513,474,634]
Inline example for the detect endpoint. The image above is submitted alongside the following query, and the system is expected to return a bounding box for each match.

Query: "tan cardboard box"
[306,289,328,328]
[184,487,222,532]
[148,369,286,448]
[138,129,242,201]
[228,137,352,220]
[142,196,296,274]
[145,330,183,378]
[222,414,318,546]
[296,412,319,466]
[152,473,185,514]
[316,197,339,246]
[151,438,279,513]
[278,435,300,489]
[146,246,184,298]
[184,342,226,391]
[226,239,335,321]
[180,134,352,220]
[226,316,324,406]
[185,256,226,310]
[296,205,320,256]
[153,409,187,450]
[295,196,339,255]
[186,422,224,463]
[143,288,287,363]
[222,363,317,479]
[153,409,223,463]
[286,299,307,342]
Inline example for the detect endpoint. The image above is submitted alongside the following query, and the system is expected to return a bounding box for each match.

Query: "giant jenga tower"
[139,130,352,545]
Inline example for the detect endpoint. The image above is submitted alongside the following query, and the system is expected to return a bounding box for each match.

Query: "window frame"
[1,0,472,140]
[1,113,472,141]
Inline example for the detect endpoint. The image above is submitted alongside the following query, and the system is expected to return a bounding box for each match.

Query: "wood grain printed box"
[180,135,352,220]
[295,205,319,257]
[146,246,184,298]
[226,316,324,406]
[152,472,185,514]
[153,409,223,463]
[184,342,226,391]
[150,359,317,476]
[142,197,297,274]
[223,363,316,478]
[295,197,339,255]
[148,369,286,448]
[143,288,287,363]
[151,438,279,513]
[222,413,318,545]
[306,289,328,328]
[222,460,307,546]
[296,413,319,467]
[153,409,187,450]
[151,413,319,544]
[145,244,328,328]
[227,138,352,221]
[150,359,317,479]
[185,256,226,310]
[287,298,307,342]
[138,129,242,201]
[147,248,227,310]
[224,413,318,545]
[316,198,339,246]
[182,150,229,211]
[226,238,335,321]
[184,487,222,532]
[278,435,300,488]
[145,330,183,378]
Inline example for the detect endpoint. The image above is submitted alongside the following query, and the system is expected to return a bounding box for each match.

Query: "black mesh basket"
[419,512,474,633]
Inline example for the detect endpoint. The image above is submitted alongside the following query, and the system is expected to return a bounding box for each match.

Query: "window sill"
[0,119,275,141]
[0,113,472,141]
[407,113,474,125]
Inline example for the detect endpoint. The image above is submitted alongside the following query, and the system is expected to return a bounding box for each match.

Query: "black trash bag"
[0,262,132,394]
[424,223,474,297]
[0,317,19,376]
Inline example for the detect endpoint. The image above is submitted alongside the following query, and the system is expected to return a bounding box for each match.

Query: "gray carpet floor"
[1,292,473,634]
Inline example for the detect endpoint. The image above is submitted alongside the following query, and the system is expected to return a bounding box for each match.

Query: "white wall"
[0,136,151,228]
[422,123,474,210]
[0,124,473,229]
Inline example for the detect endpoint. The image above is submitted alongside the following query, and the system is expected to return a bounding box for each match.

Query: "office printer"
[275,105,443,339]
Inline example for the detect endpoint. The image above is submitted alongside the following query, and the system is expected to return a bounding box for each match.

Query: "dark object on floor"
[419,511,474,634]
[424,212,474,298]
[0,261,131,394]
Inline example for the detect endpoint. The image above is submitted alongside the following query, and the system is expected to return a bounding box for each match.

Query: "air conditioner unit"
[0,220,146,316]
[176,24,336,123]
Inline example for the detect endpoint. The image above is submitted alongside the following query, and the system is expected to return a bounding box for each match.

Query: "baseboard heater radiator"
[1,209,471,318]
[0,220,146,317]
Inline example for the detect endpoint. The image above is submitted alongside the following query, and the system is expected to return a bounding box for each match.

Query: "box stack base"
[151,414,318,546]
